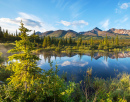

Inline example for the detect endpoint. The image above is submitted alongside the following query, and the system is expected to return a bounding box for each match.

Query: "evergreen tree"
[90,37,93,46]
[103,34,109,49]
[105,34,108,46]
[4,30,8,39]
[79,38,82,45]
[85,41,88,46]
[115,35,119,47]
[47,36,51,47]
[51,37,54,44]
[112,37,114,45]
[32,30,37,44]
[81,41,83,46]
[0,26,3,38]
[7,21,41,91]
[68,36,72,44]
[0,26,1,33]
[77,40,80,48]
[18,32,21,36]
[98,42,103,50]
[3,29,5,35]
[73,38,76,44]
[16,30,18,36]
[65,37,67,44]
[33,30,36,35]
[58,40,61,48]
[43,37,47,48]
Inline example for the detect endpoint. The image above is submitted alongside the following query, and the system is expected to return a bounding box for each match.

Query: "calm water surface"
[37,51,130,82]
[1,45,130,82]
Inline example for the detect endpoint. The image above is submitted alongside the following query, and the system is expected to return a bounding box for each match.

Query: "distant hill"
[47,30,67,37]
[35,31,42,35]
[35,27,130,38]
[107,28,130,36]
[64,30,79,38]
[79,27,102,36]
[37,30,80,38]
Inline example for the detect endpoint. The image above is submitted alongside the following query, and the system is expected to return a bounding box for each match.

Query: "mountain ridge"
[36,27,130,38]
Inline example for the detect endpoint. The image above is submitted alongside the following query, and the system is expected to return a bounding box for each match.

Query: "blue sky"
[0,0,130,33]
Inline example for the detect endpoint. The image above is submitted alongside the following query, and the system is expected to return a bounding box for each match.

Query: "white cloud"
[37,55,57,67]
[69,0,88,19]
[120,3,130,9]
[121,65,128,69]
[61,61,88,67]
[115,2,130,13]
[102,60,108,67]
[122,17,128,22]
[115,16,129,23]
[60,20,71,26]
[101,19,109,30]
[59,20,89,27]
[37,55,46,67]
[19,12,41,21]
[0,12,56,34]
[61,61,71,66]
[0,17,42,28]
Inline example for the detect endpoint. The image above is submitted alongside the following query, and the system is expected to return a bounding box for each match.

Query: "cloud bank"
[0,12,56,34]
[101,19,109,30]
[116,2,130,13]
[59,20,89,27]
[115,15,129,23]
[61,61,88,67]
[102,60,108,67]
[0,17,42,28]
[120,3,130,9]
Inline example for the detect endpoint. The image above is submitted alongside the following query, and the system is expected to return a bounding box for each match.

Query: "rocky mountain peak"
[89,27,102,34]
[93,27,102,31]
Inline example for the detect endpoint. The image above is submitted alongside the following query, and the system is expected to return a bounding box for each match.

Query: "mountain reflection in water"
[37,51,130,82]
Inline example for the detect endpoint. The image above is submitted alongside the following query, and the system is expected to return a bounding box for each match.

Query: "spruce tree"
[73,38,76,44]
[32,30,37,44]
[7,21,41,91]
[112,37,114,45]
[79,38,82,45]
[16,30,18,36]
[0,26,1,33]
[105,34,108,46]
[4,30,8,39]
[47,36,51,47]
[68,36,72,44]
[0,27,3,38]
[90,37,93,47]
[33,30,36,35]
[65,37,67,44]
[58,40,61,48]
[43,37,47,48]
[115,35,119,47]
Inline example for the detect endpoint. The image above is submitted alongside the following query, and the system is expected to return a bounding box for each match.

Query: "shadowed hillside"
[36,27,130,38]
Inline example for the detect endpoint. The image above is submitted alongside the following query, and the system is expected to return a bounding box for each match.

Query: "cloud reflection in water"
[60,61,88,67]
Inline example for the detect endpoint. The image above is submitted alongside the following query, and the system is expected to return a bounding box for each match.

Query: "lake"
[0,45,130,82]
[37,51,130,82]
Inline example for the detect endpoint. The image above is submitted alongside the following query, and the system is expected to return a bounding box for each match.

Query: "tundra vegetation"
[0,22,130,102]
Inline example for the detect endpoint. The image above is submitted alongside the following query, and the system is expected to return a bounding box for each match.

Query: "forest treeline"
[0,26,130,51]
[0,27,21,42]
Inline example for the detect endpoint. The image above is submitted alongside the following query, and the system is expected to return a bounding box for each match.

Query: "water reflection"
[1,45,130,82]
[37,51,130,62]
[37,51,130,82]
